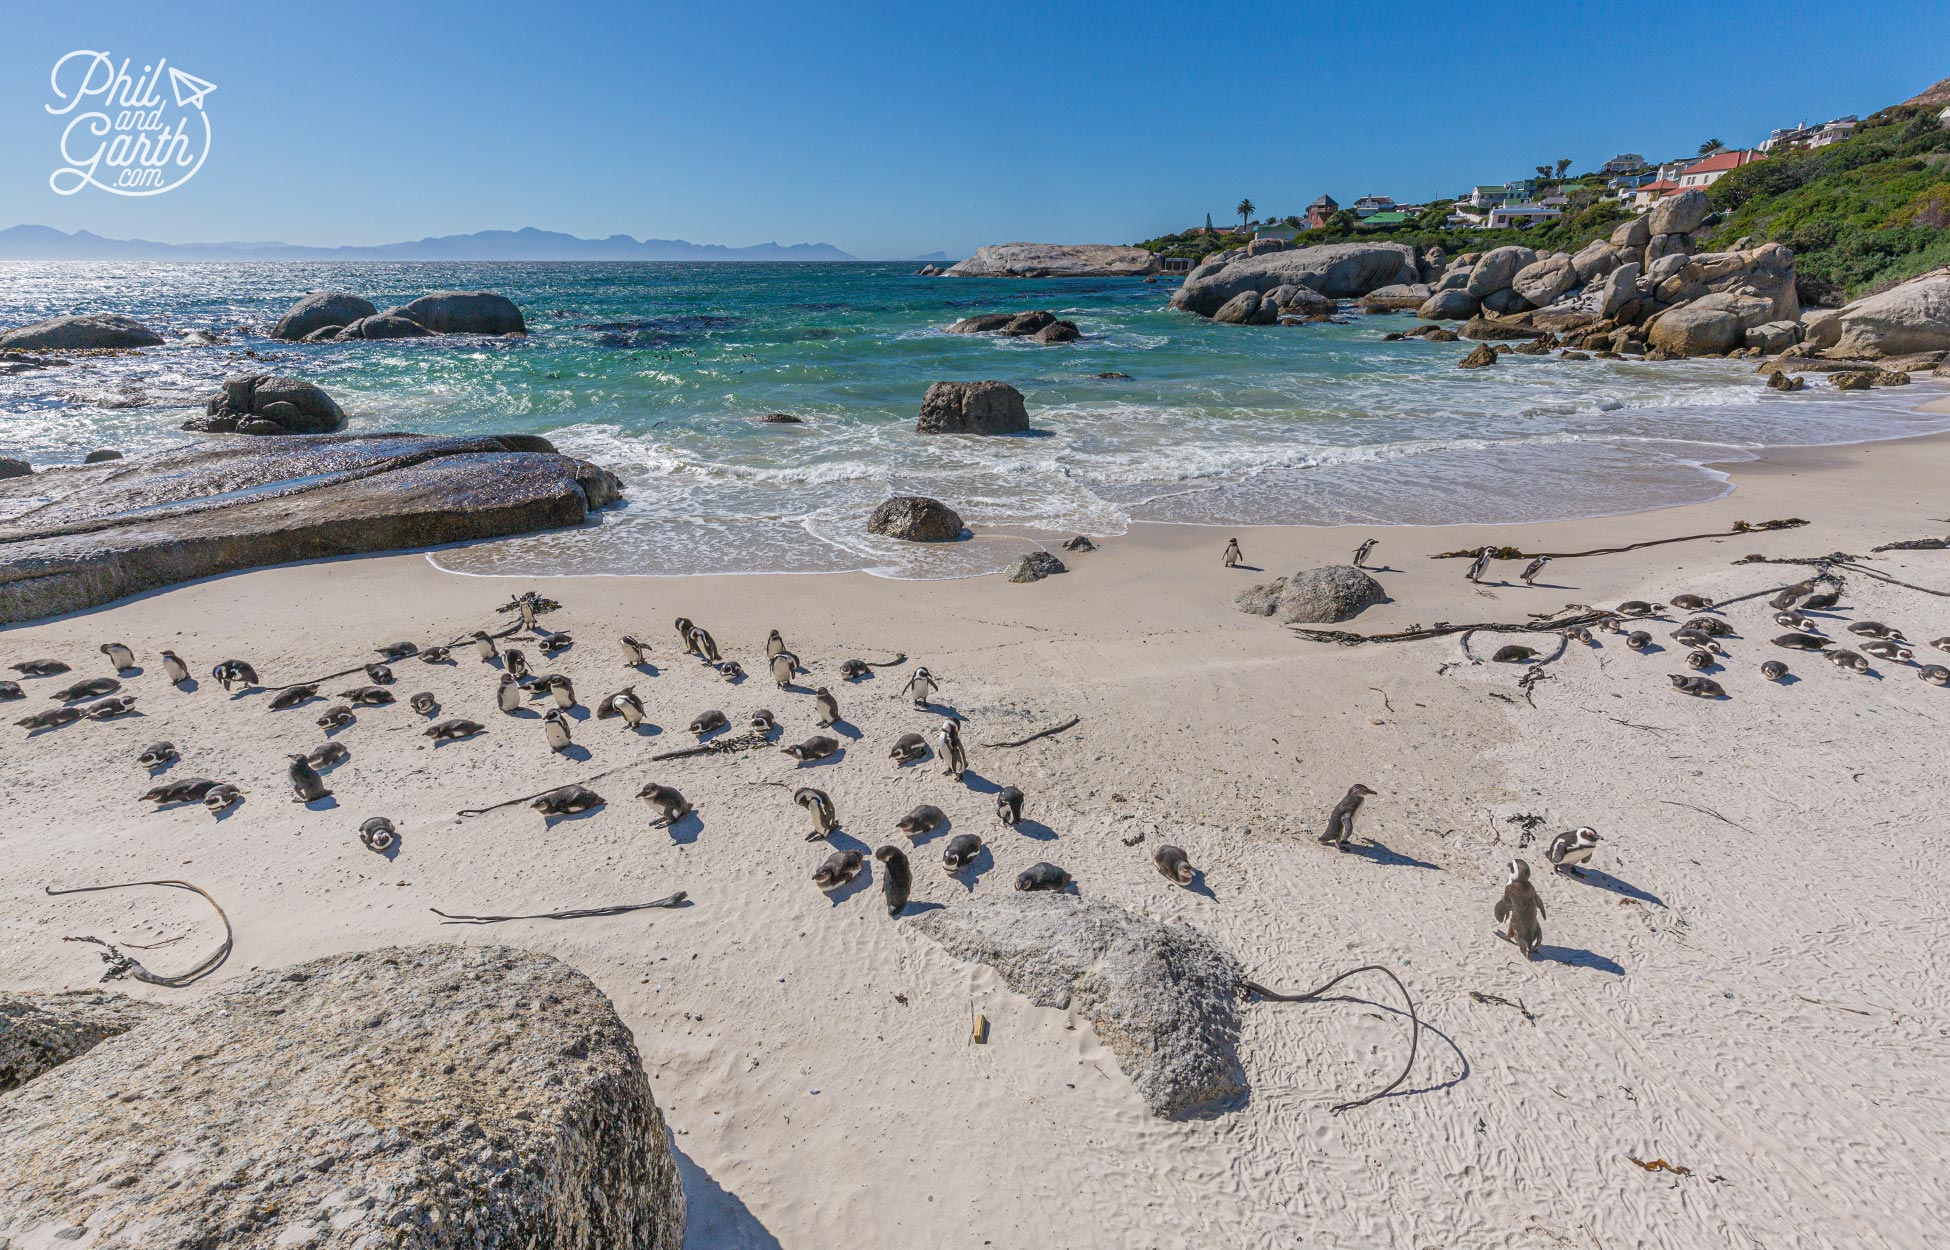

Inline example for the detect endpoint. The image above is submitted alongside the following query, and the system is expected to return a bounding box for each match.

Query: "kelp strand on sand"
[1241,965,1420,1115]
[45,879,232,988]
[1291,607,1641,646]
[1735,553,1950,597]
[980,716,1081,749]
[1429,518,1808,561]
[431,892,687,924]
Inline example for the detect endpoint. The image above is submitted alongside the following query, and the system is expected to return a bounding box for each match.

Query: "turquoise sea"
[3,261,1947,578]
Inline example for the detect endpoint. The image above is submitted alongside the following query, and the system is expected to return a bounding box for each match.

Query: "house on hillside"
[1253,226,1301,243]
[1631,176,1685,208]
[1503,178,1539,201]
[1760,116,1858,151]
[1351,194,1396,217]
[1606,172,1654,199]
[1464,185,1509,210]
[1600,153,1648,175]
[1483,204,1562,229]
[1304,195,1340,228]
[1673,148,1765,189]
[1359,210,1411,227]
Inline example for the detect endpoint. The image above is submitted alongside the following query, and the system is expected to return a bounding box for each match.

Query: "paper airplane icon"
[168,67,217,110]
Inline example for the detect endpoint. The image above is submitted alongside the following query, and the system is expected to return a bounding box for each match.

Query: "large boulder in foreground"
[270,290,378,341]
[0,313,163,351]
[1235,564,1385,624]
[1649,188,1710,237]
[1,990,162,1093]
[184,374,347,435]
[913,894,1244,1118]
[1818,268,1950,358]
[867,495,965,542]
[1171,243,1416,317]
[0,946,684,1250]
[917,380,1030,435]
[1647,304,1742,356]
[1417,288,1481,320]
[390,290,527,335]
[944,243,1162,278]
[0,433,620,622]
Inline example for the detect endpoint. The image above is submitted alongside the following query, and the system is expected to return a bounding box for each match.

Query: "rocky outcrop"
[1460,316,1541,341]
[0,990,162,1092]
[0,313,164,351]
[1359,283,1432,311]
[947,310,1081,342]
[1512,254,1577,307]
[1466,246,1537,298]
[1458,342,1500,367]
[1812,268,1950,358]
[0,457,29,479]
[944,244,1162,278]
[270,291,378,341]
[1171,243,1416,317]
[184,374,347,435]
[391,290,528,335]
[340,312,436,340]
[1649,189,1710,237]
[1212,290,1278,325]
[1647,305,1741,355]
[916,380,1030,435]
[0,433,620,623]
[913,894,1244,1117]
[0,946,684,1249]
[867,495,965,542]
[1006,550,1066,582]
[1234,564,1385,623]
[1417,288,1481,320]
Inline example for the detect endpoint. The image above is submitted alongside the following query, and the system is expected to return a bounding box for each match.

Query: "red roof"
[1637,178,1685,193]
[1683,149,1764,175]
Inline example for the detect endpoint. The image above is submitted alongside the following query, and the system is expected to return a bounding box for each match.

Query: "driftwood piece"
[1241,965,1420,1115]
[980,716,1080,749]
[430,892,687,924]
[1431,518,1807,561]
[45,879,232,988]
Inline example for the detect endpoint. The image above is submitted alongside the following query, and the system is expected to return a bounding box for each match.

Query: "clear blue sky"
[2,1,1944,258]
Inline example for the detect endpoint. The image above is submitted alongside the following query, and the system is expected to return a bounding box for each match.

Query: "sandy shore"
[6,420,1950,1249]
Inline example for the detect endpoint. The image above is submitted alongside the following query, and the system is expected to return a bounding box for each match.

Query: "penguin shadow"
[555,743,594,763]
[417,701,442,718]
[826,719,862,741]
[1632,642,1666,655]
[312,753,349,774]
[957,770,1003,795]
[227,686,263,701]
[564,705,592,722]
[118,665,145,678]
[543,804,605,830]
[1226,563,1265,573]
[628,661,660,677]
[627,721,665,737]
[172,677,200,692]
[301,794,339,811]
[902,900,947,916]
[1770,672,1802,686]
[665,811,704,845]
[379,833,403,862]
[1342,838,1440,871]
[913,701,963,721]
[949,845,994,891]
[145,757,179,777]
[1177,871,1219,902]
[695,722,729,743]
[212,797,245,823]
[25,720,82,738]
[906,814,952,844]
[793,747,845,769]
[1563,867,1665,907]
[504,706,542,721]
[1535,944,1625,976]
[1009,817,1058,842]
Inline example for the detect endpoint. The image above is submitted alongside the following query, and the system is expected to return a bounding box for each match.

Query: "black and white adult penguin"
[1774,632,1831,651]
[770,651,799,689]
[621,634,652,666]
[99,643,136,672]
[338,685,394,706]
[375,641,418,661]
[418,645,452,664]
[363,662,395,686]
[795,786,839,840]
[287,753,331,803]
[359,817,396,853]
[1761,659,1790,681]
[202,783,242,815]
[598,686,646,728]
[994,785,1024,828]
[1860,640,1912,663]
[766,629,789,659]
[875,845,912,917]
[1519,556,1550,586]
[533,785,604,817]
[1827,648,1871,674]
[471,631,498,662]
[782,734,839,763]
[1669,593,1713,613]
[160,650,190,684]
[1625,631,1652,651]
[504,648,531,680]
[269,683,320,711]
[748,708,777,733]
[1317,783,1376,849]
[716,660,745,683]
[1545,826,1600,876]
[0,681,20,701]
[136,741,177,768]
[317,704,355,730]
[1494,858,1546,959]
[543,708,573,752]
[902,666,938,710]
[1685,649,1714,670]
[211,659,259,691]
[933,718,967,779]
[688,626,721,663]
[538,633,573,657]
[1918,664,1950,686]
[1015,861,1071,892]
[409,691,438,716]
[1352,537,1377,569]
[1222,538,1243,568]
[889,732,929,764]
[673,617,695,650]
[1668,673,1725,697]
[942,832,982,872]
[690,708,728,736]
[307,741,349,769]
[1846,620,1900,639]
[10,659,69,676]
[1931,636,1950,654]
[1466,547,1494,584]
[16,706,83,731]
[424,718,485,741]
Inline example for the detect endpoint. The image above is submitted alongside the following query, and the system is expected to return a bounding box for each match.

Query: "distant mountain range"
[0,225,862,262]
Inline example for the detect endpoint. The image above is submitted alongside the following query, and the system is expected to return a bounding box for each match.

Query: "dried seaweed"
[1242,965,1420,1114]
[1626,1156,1694,1177]
[1431,518,1807,561]
[1293,607,1636,646]
[650,730,777,761]
[46,879,232,988]
[980,716,1080,748]
[431,892,687,924]
[1468,989,1537,1023]
[1870,537,1950,552]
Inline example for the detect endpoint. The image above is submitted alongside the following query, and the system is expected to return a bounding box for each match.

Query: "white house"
[1483,204,1562,229]
[1760,116,1858,151]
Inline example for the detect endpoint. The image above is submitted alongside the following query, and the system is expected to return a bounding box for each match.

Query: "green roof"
[1362,211,1411,224]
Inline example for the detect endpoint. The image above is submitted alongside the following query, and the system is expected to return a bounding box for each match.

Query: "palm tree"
[1236,198,1256,230]
[1554,157,1572,178]
[1698,138,1726,156]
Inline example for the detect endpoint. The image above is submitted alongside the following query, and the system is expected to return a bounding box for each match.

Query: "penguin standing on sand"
[902,667,939,710]
[1545,826,1600,876]
[1466,548,1495,584]
[1352,538,1377,569]
[1519,556,1550,586]
[160,650,190,684]
[1494,858,1546,958]
[543,709,573,752]
[934,718,968,780]
[1318,783,1376,849]
[1222,538,1243,568]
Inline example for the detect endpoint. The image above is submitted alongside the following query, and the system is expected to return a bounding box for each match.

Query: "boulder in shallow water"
[1235,563,1386,623]
[1212,290,1278,324]
[1824,268,1950,358]
[1647,305,1742,356]
[270,290,378,341]
[390,290,527,335]
[1417,288,1481,320]
[0,313,163,351]
[913,893,1244,1117]
[867,495,965,542]
[0,457,30,479]
[0,945,685,1250]
[0,990,161,1093]
[1006,550,1066,582]
[185,374,346,435]
[943,243,1162,278]
[1171,243,1413,317]
[342,312,436,340]
[82,449,123,463]
[916,380,1030,435]
[1458,342,1499,368]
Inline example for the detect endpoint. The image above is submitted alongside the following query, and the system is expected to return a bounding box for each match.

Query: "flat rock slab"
[0,944,685,1250]
[0,433,619,623]
[913,893,1245,1117]
[944,243,1161,278]
[0,990,162,1092]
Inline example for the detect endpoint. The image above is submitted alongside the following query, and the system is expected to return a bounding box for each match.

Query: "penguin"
[897,804,946,839]
[637,783,692,827]
[1827,649,1871,674]
[375,641,418,660]
[202,783,242,816]
[1683,616,1734,638]
[546,675,578,710]
[673,617,695,649]
[1222,538,1243,568]
[338,686,395,706]
[1847,621,1900,639]
[10,659,70,676]
[812,686,840,726]
[516,594,538,631]
[1625,631,1652,651]
[1015,861,1071,892]
[597,687,645,727]
[287,753,331,802]
[142,777,219,804]
[473,631,499,662]
[1670,593,1713,612]
[902,666,938,710]
[268,684,320,711]
[1769,587,1806,611]
[717,660,745,683]
[533,785,604,817]
[770,651,799,689]
[1466,547,1494,583]
[942,832,983,872]
[748,708,777,734]
[0,681,21,701]
[1685,649,1714,670]
[1318,783,1376,848]
[497,674,523,714]
[544,709,573,751]
[1918,664,1950,686]
[418,646,452,665]
[1491,644,1536,663]
[1154,844,1197,885]
[1669,673,1725,697]
[875,845,913,917]
[1761,659,1790,681]
[362,665,394,689]
[538,633,573,657]
[1672,630,1722,655]
[1774,611,1817,631]
[160,651,190,684]
[813,849,865,891]
[425,718,485,741]
[1519,556,1550,586]
[306,741,349,769]
[889,732,929,764]
[1545,826,1600,876]
[504,648,530,680]
[1616,600,1660,616]
[1774,632,1831,651]
[317,704,355,730]
[688,627,721,663]
[934,718,967,779]
[995,785,1024,828]
[1801,590,1841,611]
[211,660,259,691]
[408,691,438,716]
[52,677,120,702]
[83,694,138,719]
[838,659,870,681]
[1931,636,1950,654]
[1352,538,1377,569]
[1860,640,1911,662]
[359,817,396,853]
[621,635,652,667]
[99,642,136,672]
[689,708,729,736]
[17,706,83,731]
[1494,858,1546,959]
[766,629,789,658]
[136,741,177,768]
[795,786,839,840]
[782,735,839,763]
